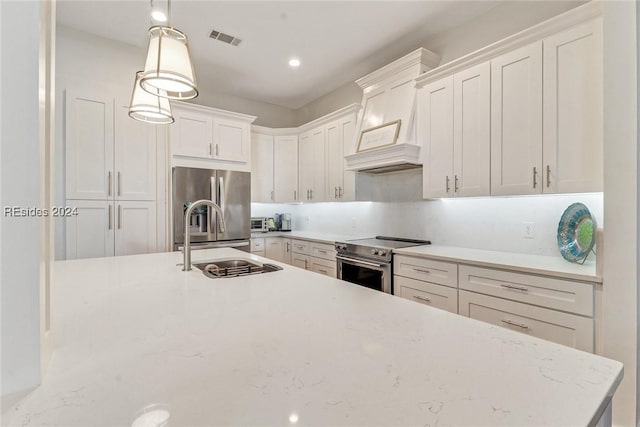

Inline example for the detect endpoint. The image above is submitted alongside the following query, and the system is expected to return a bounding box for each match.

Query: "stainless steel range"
[335,236,431,294]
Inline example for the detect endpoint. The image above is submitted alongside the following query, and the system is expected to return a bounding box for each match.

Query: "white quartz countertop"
[3,249,621,426]
[394,245,601,283]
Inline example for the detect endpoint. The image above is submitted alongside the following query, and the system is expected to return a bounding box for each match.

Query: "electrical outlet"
[522,222,535,239]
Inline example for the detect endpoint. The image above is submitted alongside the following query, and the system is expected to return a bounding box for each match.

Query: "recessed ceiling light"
[151,10,167,22]
[289,58,301,68]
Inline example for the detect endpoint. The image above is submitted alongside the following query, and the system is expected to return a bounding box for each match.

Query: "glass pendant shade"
[129,71,174,124]
[140,26,198,100]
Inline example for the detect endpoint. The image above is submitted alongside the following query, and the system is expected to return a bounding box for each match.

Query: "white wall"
[1,0,42,395]
[253,192,603,257]
[601,1,638,426]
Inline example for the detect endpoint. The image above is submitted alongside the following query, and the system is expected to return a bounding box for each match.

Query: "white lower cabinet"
[459,290,594,352]
[281,238,292,264]
[265,237,284,262]
[291,253,309,270]
[66,200,156,259]
[395,276,458,313]
[309,257,336,278]
[251,238,265,257]
[290,238,336,277]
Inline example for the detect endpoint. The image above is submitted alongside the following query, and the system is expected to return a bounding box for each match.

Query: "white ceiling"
[57,1,507,109]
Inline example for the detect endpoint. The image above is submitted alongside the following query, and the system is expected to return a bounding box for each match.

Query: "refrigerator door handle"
[218,176,225,232]
[210,176,217,235]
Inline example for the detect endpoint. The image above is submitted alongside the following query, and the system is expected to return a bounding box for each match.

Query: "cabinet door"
[325,121,343,201]
[114,103,157,201]
[453,62,491,197]
[491,42,543,196]
[291,253,309,270]
[274,135,299,202]
[265,237,284,262]
[310,257,336,278]
[251,133,274,202]
[65,89,114,200]
[213,117,249,163]
[171,108,212,158]
[66,200,114,259]
[115,201,157,256]
[299,127,325,202]
[420,77,454,199]
[543,19,603,193]
[394,276,458,314]
[459,290,593,352]
[281,238,292,264]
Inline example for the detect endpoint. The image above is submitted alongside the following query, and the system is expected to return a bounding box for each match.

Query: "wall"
[601,1,638,426]
[295,1,584,125]
[252,192,603,257]
[1,0,42,395]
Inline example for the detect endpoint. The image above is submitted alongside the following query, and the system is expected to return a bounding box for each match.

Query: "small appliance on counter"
[274,213,292,231]
[251,217,270,233]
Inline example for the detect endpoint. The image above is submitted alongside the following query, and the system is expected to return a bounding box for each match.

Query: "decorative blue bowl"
[557,202,596,263]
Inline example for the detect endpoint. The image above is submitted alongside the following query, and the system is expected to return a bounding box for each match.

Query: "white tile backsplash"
[252,192,603,257]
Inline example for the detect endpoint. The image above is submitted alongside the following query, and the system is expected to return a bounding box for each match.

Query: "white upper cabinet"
[65,89,114,200]
[170,102,255,165]
[490,42,543,196]
[298,127,325,202]
[542,18,603,194]
[453,62,491,197]
[114,103,157,201]
[274,135,299,203]
[250,132,274,202]
[420,76,454,199]
[325,114,357,201]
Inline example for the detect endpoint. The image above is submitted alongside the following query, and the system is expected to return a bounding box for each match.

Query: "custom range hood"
[346,47,440,173]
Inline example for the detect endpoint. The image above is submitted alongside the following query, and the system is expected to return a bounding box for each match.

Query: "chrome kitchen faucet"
[183,199,226,271]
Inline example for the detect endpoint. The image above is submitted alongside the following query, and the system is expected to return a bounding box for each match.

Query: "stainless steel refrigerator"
[172,167,251,252]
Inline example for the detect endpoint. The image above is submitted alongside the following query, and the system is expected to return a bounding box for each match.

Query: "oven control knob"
[379,251,387,257]
[371,249,378,255]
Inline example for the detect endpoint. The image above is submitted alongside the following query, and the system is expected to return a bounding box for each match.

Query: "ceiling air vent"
[209,29,242,46]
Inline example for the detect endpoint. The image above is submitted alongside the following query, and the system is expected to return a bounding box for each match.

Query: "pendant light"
[140,0,198,100]
[128,71,174,124]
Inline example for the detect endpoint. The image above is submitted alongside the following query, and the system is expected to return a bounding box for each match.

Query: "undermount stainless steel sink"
[193,259,283,278]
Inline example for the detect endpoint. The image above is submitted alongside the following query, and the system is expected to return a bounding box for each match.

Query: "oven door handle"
[336,255,386,269]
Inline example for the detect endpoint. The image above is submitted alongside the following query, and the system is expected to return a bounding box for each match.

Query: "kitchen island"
[2,248,622,426]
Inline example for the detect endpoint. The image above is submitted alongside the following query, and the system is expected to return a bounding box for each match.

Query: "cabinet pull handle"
[294,190,297,201]
[500,283,529,292]
[413,268,430,274]
[108,171,112,196]
[413,295,431,303]
[546,165,551,188]
[118,205,122,229]
[318,269,328,274]
[209,143,212,156]
[335,187,338,198]
[286,242,290,252]
[108,204,112,230]
[533,167,538,189]
[454,175,459,192]
[317,249,327,254]
[270,191,274,201]
[339,186,342,198]
[117,172,121,196]
[304,259,308,269]
[501,319,529,330]
[445,176,450,193]
[215,144,219,157]
[310,189,313,199]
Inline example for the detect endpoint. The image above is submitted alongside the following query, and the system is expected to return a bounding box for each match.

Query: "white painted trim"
[344,143,421,172]
[356,47,441,89]
[251,125,299,136]
[297,103,361,133]
[415,1,602,88]
[172,101,257,124]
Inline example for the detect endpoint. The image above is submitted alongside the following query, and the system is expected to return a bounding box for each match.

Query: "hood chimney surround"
[346,47,441,173]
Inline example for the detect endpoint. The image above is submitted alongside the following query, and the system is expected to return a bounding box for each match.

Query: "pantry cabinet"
[170,102,255,164]
[65,89,163,259]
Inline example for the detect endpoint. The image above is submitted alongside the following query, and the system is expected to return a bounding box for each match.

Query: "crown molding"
[356,47,441,90]
[250,125,299,136]
[415,1,602,88]
[297,103,362,133]
[172,101,257,123]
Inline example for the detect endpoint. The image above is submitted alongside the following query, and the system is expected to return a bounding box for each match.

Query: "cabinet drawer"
[251,238,265,252]
[393,255,457,288]
[310,242,336,261]
[291,253,309,270]
[394,276,458,313]
[459,290,594,352]
[291,239,310,255]
[459,265,593,316]
[310,257,336,278]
